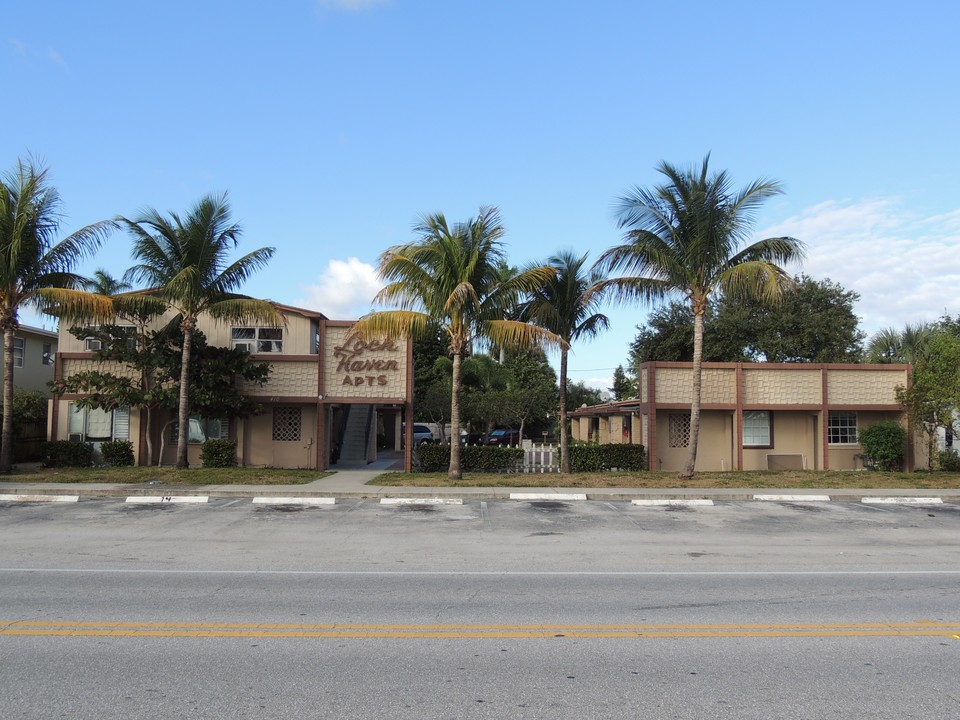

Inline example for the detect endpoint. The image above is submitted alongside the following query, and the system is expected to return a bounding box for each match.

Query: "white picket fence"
[519,441,559,473]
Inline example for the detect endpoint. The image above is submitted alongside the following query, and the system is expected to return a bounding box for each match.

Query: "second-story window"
[12,337,24,368]
[231,327,283,353]
[42,342,54,365]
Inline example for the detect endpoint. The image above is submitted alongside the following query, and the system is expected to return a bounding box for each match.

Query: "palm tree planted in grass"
[520,250,609,474]
[596,156,805,481]
[119,193,280,468]
[354,206,564,481]
[0,158,114,473]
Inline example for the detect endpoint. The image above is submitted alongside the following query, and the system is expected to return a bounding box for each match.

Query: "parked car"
[402,424,435,447]
[486,429,524,446]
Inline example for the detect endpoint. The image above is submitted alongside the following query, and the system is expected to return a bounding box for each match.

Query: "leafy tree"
[461,353,511,435]
[499,348,557,440]
[896,332,960,469]
[565,380,605,411]
[610,365,634,400]
[119,193,280,468]
[597,155,804,480]
[353,207,561,480]
[0,158,114,472]
[628,276,864,366]
[519,250,607,473]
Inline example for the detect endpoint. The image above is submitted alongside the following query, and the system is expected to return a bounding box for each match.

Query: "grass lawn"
[372,469,960,489]
[3,466,330,485]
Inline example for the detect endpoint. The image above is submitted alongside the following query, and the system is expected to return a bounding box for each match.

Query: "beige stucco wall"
[655,411,733,472]
[741,411,819,471]
[323,325,407,400]
[743,369,821,405]
[640,368,648,403]
[655,367,736,405]
[827,410,904,469]
[827,369,907,405]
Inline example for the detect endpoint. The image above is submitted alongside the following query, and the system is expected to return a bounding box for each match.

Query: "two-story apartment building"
[49,303,415,470]
[570,361,922,472]
[2,324,58,394]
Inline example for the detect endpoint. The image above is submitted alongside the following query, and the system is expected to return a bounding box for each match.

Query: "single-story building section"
[569,362,924,472]
[49,303,416,471]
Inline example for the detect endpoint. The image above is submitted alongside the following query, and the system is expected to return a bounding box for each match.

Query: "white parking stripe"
[379,498,464,505]
[124,496,209,504]
[753,494,831,502]
[631,499,714,507]
[510,493,587,501]
[861,497,943,505]
[0,494,79,503]
[252,497,335,506]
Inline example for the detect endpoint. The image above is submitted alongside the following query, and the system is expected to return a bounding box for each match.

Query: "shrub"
[569,443,646,472]
[939,449,960,472]
[858,421,907,471]
[42,441,94,468]
[415,444,523,473]
[100,440,135,467]
[201,439,237,467]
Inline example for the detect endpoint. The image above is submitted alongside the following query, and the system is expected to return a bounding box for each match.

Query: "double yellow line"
[2,621,960,639]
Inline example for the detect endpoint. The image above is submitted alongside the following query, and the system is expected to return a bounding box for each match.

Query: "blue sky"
[5,1,960,390]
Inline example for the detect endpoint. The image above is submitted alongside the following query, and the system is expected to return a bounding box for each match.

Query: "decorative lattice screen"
[668,414,690,448]
[272,407,302,442]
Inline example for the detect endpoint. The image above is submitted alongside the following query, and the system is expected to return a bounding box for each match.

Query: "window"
[232,327,283,353]
[42,342,54,365]
[668,414,690,448]
[272,406,301,441]
[743,411,772,447]
[12,337,24,368]
[169,416,229,444]
[67,404,130,443]
[828,412,858,445]
[83,325,135,352]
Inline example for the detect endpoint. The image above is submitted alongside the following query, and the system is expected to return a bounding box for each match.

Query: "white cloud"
[295,257,384,319]
[760,199,960,334]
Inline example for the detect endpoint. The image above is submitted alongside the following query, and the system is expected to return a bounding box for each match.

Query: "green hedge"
[858,421,906,471]
[569,443,646,472]
[100,440,135,467]
[201,439,238,468]
[415,444,524,473]
[42,441,94,468]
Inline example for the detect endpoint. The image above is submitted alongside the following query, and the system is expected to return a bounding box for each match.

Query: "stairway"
[337,405,373,466]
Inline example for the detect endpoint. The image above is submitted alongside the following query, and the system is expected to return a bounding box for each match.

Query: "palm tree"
[520,250,609,474]
[596,156,805,481]
[119,193,280,468]
[354,206,563,480]
[866,323,935,364]
[0,158,114,473]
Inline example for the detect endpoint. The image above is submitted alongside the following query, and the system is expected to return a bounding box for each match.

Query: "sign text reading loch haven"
[333,333,400,387]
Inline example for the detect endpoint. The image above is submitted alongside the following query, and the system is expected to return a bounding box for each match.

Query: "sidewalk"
[2,457,958,503]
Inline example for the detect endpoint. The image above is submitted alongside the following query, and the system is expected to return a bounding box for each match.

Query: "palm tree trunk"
[448,350,462,480]
[0,326,15,473]
[559,348,570,474]
[176,322,194,469]
[679,308,705,481]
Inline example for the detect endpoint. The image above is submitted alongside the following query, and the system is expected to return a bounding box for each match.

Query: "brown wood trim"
[824,404,905,411]
[640,360,911,372]
[647,364,657,471]
[653,403,737,411]
[324,320,358,328]
[317,319,326,470]
[244,396,319,404]
[50,352,62,440]
[405,335,413,472]
[735,363,743,470]
[324,396,408,404]
[821,368,829,470]
[741,404,824,411]
[252,354,320,363]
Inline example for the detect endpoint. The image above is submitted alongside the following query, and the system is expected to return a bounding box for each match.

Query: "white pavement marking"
[252,497,336,506]
[510,493,588,501]
[753,494,832,502]
[379,498,464,505]
[631,499,714,507]
[124,496,209,504]
[0,494,79,503]
[861,497,944,505]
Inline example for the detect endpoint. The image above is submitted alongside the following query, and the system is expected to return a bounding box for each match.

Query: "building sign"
[324,325,407,398]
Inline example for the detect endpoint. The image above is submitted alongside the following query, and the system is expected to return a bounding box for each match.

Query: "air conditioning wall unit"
[68,433,83,442]
[85,339,102,351]
[234,342,253,353]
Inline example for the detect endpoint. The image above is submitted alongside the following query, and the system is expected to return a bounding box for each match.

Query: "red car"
[486,429,524,446]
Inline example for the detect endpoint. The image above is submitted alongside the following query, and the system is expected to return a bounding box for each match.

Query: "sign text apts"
[333,333,400,387]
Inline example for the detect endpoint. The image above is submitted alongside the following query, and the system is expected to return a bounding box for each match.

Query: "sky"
[5,0,960,391]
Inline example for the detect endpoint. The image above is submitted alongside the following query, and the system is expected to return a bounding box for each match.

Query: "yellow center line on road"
[2,621,960,639]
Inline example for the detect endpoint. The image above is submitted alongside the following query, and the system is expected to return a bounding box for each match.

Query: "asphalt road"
[2,498,959,718]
